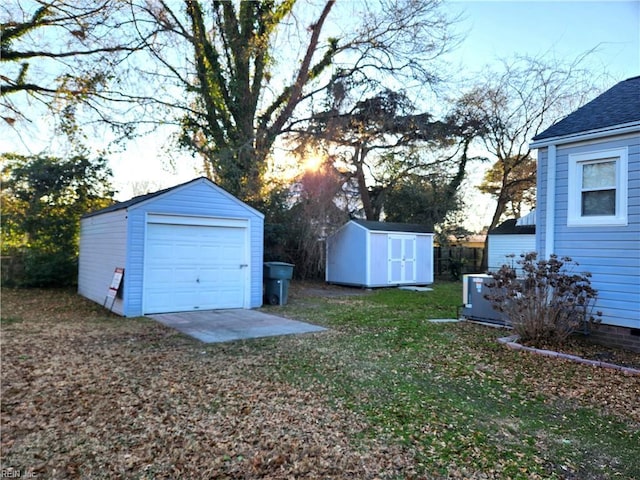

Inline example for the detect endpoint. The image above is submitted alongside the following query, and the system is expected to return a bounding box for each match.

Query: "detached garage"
[78,177,264,316]
[326,220,434,288]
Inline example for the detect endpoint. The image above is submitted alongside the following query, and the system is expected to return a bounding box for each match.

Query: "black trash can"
[263,261,294,305]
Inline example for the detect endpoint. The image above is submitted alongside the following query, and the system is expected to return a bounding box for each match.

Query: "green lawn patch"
[2,284,638,479]
[268,282,640,479]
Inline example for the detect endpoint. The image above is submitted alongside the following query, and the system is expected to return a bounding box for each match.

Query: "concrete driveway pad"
[148,309,326,343]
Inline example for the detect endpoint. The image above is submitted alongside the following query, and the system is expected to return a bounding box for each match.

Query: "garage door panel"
[147,242,173,258]
[147,266,196,284]
[144,223,247,314]
[148,290,202,313]
[221,246,244,261]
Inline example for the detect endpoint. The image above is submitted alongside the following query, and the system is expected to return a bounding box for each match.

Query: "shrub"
[3,249,78,287]
[486,252,601,346]
[21,249,78,287]
[2,153,113,288]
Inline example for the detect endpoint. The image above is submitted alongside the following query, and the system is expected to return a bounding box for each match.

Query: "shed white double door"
[143,219,248,314]
[388,234,417,284]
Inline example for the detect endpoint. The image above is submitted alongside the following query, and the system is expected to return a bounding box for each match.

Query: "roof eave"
[81,177,265,220]
[530,121,640,149]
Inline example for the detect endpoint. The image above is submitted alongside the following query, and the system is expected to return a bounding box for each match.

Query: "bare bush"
[486,252,601,346]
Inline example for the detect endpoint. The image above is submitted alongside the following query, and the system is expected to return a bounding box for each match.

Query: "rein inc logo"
[1,469,37,478]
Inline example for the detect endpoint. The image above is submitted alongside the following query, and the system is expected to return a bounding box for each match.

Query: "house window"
[567,148,628,226]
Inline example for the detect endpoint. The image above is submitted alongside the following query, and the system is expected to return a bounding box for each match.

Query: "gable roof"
[489,218,535,235]
[352,219,433,233]
[82,177,262,219]
[531,76,640,144]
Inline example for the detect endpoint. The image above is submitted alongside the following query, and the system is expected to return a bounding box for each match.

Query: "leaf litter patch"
[1,289,417,479]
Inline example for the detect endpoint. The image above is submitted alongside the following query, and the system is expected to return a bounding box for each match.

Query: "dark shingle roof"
[489,219,535,235]
[532,76,640,142]
[82,177,209,219]
[352,219,433,233]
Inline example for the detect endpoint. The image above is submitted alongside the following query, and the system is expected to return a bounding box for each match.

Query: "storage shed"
[78,177,264,316]
[326,220,434,288]
[487,211,536,273]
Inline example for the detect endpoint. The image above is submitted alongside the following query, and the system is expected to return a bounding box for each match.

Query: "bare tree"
[119,0,458,201]
[287,159,349,278]
[454,54,600,268]
[3,0,459,203]
[1,1,144,130]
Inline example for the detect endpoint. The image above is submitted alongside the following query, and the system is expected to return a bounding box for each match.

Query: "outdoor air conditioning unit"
[461,274,508,325]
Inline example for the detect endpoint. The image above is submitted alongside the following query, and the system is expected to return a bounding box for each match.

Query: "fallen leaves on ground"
[1,287,639,479]
[448,322,640,423]
[1,289,416,479]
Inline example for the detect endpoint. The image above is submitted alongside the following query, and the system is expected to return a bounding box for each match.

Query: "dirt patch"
[530,335,640,370]
[289,280,373,300]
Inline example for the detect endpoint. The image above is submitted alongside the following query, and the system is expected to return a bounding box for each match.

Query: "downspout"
[545,145,557,258]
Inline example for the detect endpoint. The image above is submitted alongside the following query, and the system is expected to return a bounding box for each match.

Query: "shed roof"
[352,219,433,233]
[532,76,640,142]
[489,219,535,235]
[82,177,262,219]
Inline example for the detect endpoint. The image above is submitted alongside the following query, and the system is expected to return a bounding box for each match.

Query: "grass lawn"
[1,283,639,479]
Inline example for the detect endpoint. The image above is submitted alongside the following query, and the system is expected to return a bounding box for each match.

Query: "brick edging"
[497,336,640,376]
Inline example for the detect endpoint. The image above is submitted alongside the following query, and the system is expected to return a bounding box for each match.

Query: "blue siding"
[536,148,548,255]
[326,222,367,286]
[537,135,640,328]
[118,179,263,316]
[326,221,434,287]
[416,235,434,284]
[78,210,128,315]
[369,232,388,285]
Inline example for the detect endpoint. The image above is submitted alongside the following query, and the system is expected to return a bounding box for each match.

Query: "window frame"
[567,147,628,227]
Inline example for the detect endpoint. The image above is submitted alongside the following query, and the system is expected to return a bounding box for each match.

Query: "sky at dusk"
[437,0,639,230]
[114,1,640,205]
[2,0,639,229]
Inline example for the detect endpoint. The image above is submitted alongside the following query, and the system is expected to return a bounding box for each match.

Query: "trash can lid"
[264,261,295,266]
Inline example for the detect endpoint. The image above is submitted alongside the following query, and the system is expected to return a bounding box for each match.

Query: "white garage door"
[144,220,248,314]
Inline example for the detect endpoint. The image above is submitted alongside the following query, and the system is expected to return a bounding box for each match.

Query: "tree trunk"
[353,147,376,220]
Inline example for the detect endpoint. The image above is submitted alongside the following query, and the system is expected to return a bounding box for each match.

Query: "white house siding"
[488,235,536,273]
[122,180,263,317]
[78,210,127,315]
[326,223,367,286]
[537,135,640,329]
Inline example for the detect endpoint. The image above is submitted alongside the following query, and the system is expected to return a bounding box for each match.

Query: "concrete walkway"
[148,309,326,343]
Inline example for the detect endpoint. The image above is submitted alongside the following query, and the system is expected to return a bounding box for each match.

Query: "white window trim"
[567,147,628,227]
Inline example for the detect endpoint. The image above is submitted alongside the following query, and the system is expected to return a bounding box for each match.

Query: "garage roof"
[82,177,262,219]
